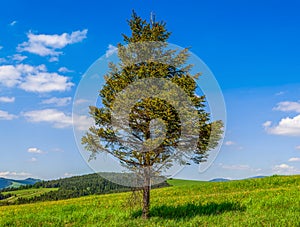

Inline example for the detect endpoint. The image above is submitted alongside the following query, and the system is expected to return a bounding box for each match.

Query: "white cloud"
[0,64,74,92]
[41,97,72,107]
[275,91,285,96]
[0,96,15,103]
[219,163,261,172]
[0,46,3,50]
[263,115,300,136]
[288,157,300,162]
[58,67,73,73]
[22,108,92,131]
[18,29,88,60]
[52,148,64,152]
[274,101,300,113]
[74,98,89,105]
[49,56,59,62]
[225,141,235,146]
[64,172,77,177]
[27,147,44,154]
[73,114,94,131]
[12,54,27,62]
[262,121,272,127]
[220,164,251,171]
[295,145,300,150]
[0,65,22,87]
[0,171,32,179]
[23,109,73,128]
[0,110,17,120]
[106,44,118,58]
[20,71,73,93]
[10,20,17,26]
[273,163,300,175]
[29,157,38,162]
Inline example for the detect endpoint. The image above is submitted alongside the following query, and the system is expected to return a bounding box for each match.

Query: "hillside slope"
[0,175,299,226]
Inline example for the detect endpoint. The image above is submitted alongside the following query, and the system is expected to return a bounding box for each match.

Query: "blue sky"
[1,0,300,181]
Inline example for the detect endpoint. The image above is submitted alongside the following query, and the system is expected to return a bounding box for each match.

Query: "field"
[0,175,299,226]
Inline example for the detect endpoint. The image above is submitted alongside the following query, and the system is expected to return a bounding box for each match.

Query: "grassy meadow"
[1,188,58,204]
[0,175,299,226]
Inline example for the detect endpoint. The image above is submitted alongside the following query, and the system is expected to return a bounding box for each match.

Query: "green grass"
[0,175,299,226]
[167,178,204,186]
[1,188,58,203]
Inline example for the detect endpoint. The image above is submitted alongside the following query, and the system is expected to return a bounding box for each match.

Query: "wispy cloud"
[41,97,72,107]
[275,91,285,96]
[295,145,300,150]
[0,110,17,120]
[219,163,261,172]
[22,108,93,131]
[23,109,72,128]
[0,96,15,103]
[58,67,73,73]
[272,163,300,175]
[106,44,118,58]
[52,148,64,152]
[220,164,250,171]
[27,147,44,154]
[273,101,300,113]
[17,29,88,61]
[28,157,38,162]
[74,98,89,105]
[12,54,27,62]
[288,157,300,162]
[10,20,17,26]
[64,172,77,177]
[224,141,235,146]
[73,114,94,131]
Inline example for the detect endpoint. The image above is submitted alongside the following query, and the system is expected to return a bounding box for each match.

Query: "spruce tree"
[82,11,223,219]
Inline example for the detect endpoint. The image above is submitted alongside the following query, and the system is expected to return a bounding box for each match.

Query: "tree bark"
[142,168,151,219]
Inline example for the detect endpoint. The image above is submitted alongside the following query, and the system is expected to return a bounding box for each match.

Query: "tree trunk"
[142,168,151,219]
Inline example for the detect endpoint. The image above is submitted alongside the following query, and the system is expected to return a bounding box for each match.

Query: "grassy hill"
[0,174,299,226]
[1,188,58,204]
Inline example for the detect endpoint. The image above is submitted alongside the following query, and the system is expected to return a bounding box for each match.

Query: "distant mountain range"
[209,176,267,182]
[248,176,267,179]
[0,177,40,189]
[209,178,230,182]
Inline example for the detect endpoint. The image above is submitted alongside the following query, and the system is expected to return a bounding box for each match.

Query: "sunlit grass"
[0,175,299,226]
[2,188,58,203]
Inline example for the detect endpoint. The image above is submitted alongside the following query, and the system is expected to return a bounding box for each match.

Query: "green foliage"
[82,11,223,181]
[0,175,299,226]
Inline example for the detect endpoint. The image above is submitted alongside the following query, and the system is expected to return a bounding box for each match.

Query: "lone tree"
[82,11,223,219]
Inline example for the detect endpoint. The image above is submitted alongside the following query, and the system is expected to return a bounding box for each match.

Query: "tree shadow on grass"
[132,202,246,219]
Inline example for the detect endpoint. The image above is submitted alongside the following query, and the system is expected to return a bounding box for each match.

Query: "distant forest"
[0,173,169,205]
